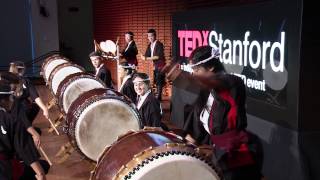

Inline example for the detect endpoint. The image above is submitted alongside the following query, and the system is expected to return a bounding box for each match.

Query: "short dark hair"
[119,62,135,75]
[189,46,225,73]
[147,29,156,36]
[125,31,134,36]
[132,72,150,86]
[0,72,20,84]
[89,51,103,58]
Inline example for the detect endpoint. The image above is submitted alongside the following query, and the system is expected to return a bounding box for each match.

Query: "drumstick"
[94,39,102,52]
[47,117,60,135]
[115,36,120,47]
[39,146,53,166]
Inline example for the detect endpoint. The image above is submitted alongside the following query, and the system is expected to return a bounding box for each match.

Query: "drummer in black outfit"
[9,61,49,123]
[89,51,113,89]
[119,31,138,66]
[118,62,137,104]
[133,72,168,130]
[141,29,166,101]
[0,73,48,180]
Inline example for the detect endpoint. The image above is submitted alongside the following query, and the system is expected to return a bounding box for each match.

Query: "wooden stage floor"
[33,85,173,180]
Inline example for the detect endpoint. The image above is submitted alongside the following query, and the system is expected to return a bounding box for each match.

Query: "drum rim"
[41,54,69,81]
[116,144,221,180]
[92,130,184,179]
[56,72,105,114]
[91,129,222,180]
[75,98,141,161]
[66,88,142,161]
[48,62,85,96]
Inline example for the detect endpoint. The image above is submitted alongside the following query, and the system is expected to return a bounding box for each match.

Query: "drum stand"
[55,142,74,164]
[47,98,56,110]
[45,98,62,135]
[48,114,64,134]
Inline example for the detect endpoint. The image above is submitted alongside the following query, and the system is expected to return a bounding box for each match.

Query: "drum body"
[41,54,69,82]
[66,88,142,161]
[48,63,84,95]
[91,130,221,180]
[56,72,105,114]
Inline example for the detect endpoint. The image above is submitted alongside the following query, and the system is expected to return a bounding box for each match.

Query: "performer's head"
[89,51,103,68]
[132,73,150,96]
[0,72,21,110]
[9,61,25,76]
[147,29,157,43]
[119,62,135,77]
[125,31,134,43]
[189,46,225,76]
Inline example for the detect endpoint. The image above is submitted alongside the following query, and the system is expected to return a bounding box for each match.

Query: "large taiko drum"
[56,72,105,114]
[66,88,142,161]
[41,54,69,82]
[91,129,222,180]
[48,63,84,95]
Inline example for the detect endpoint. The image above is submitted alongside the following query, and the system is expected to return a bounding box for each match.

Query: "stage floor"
[33,85,173,180]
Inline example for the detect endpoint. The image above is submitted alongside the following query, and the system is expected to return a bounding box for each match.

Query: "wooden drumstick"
[94,39,102,52]
[47,117,60,135]
[39,146,53,166]
[115,36,120,47]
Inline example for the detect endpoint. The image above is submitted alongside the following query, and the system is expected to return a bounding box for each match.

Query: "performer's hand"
[43,108,49,119]
[161,63,181,81]
[33,135,41,148]
[185,134,197,146]
[35,173,46,180]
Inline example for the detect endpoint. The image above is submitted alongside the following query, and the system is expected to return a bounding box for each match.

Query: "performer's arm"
[30,161,46,180]
[35,98,49,119]
[27,127,41,148]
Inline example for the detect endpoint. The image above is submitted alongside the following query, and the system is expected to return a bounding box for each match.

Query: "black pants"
[153,69,165,101]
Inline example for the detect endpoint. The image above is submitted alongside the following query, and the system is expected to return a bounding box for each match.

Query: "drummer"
[0,74,48,180]
[118,62,137,104]
[9,61,49,124]
[119,31,138,66]
[132,72,168,130]
[89,51,113,89]
[163,46,261,180]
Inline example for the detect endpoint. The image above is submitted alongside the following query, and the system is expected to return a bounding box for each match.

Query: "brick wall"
[92,0,263,92]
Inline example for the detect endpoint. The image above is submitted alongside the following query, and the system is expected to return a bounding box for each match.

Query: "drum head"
[128,153,220,180]
[62,78,105,113]
[44,59,68,80]
[100,40,116,55]
[76,98,140,161]
[92,130,221,180]
[51,66,83,95]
